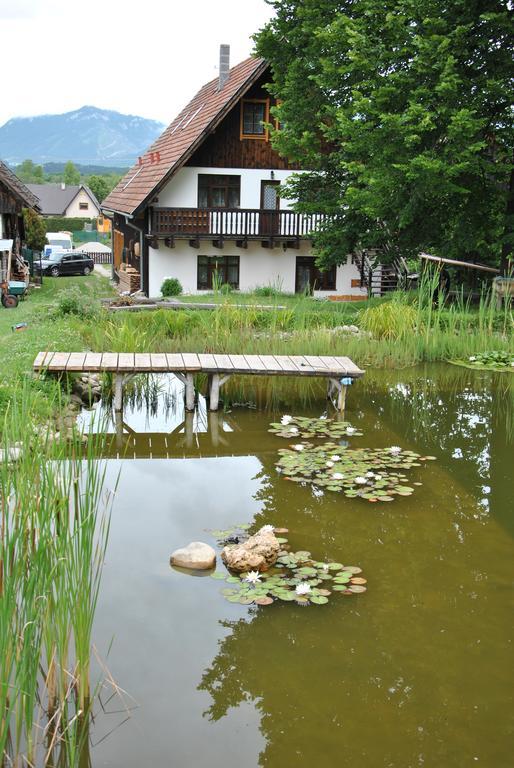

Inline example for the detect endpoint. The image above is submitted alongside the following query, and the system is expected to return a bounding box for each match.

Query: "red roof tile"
[103,57,268,216]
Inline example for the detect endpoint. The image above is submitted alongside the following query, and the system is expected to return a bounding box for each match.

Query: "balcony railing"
[152,207,327,240]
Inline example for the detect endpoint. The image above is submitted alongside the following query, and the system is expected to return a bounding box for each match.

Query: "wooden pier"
[33,351,364,412]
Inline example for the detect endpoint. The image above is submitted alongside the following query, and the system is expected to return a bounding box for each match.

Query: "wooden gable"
[186,75,296,171]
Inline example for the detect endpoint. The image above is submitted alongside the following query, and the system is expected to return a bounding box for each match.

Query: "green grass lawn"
[0,273,114,418]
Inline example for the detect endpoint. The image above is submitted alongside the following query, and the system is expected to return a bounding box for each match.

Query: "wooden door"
[113,229,124,270]
[259,180,280,235]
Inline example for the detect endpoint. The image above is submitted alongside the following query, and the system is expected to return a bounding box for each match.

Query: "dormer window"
[240,99,269,140]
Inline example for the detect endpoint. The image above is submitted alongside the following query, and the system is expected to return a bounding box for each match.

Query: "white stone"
[170,541,216,570]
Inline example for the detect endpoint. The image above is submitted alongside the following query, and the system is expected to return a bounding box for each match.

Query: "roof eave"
[127,58,270,218]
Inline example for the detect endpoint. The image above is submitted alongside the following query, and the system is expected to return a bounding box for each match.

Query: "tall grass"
[0,387,114,766]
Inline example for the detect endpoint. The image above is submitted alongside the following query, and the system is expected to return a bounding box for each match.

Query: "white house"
[102,48,367,299]
[27,183,100,219]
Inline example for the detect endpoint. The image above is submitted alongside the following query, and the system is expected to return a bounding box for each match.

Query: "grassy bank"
[0,273,114,419]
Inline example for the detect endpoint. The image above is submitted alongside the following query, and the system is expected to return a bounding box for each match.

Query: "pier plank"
[166,353,186,370]
[134,353,153,372]
[150,353,169,371]
[244,355,268,371]
[99,353,119,371]
[198,354,218,371]
[228,354,250,371]
[83,352,103,371]
[182,353,201,370]
[66,352,87,371]
[212,354,233,370]
[48,352,70,371]
[118,353,135,371]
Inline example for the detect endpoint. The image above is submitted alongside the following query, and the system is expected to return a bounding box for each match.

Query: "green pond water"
[82,364,514,768]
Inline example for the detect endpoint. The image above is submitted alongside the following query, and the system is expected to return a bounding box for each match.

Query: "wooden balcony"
[151,207,327,248]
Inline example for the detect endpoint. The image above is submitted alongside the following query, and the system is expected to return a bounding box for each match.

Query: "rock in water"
[170,542,216,570]
[221,529,280,573]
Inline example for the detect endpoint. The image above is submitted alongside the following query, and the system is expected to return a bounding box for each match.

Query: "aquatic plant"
[0,388,115,766]
[209,530,366,606]
[275,442,435,500]
[450,350,514,372]
[269,415,363,439]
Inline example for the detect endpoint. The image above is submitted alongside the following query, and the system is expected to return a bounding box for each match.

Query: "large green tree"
[63,160,80,186]
[255,0,513,270]
[17,159,44,184]
[86,174,115,203]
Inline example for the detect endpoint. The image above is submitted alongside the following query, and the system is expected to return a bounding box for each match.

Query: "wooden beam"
[164,237,175,248]
[212,239,224,249]
[189,238,200,249]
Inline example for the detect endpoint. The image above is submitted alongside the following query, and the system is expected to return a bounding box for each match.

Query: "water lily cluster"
[269,415,363,440]
[456,351,514,371]
[275,439,435,501]
[210,531,366,606]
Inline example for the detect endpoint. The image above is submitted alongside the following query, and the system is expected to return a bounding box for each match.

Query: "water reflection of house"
[101,47,368,299]
[0,160,40,280]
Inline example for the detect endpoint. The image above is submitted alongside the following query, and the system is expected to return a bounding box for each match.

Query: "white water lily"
[260,524,274,533]
[293,444,305,451]
[295,583,311,595]
[326,461,334,468]
[330,455,341,462]
[332,472,344,480]
[281,415,293,425]
[366,472,375,478]
[389,446,402,454]
[374,474,382,480]
[346,427,356,434]
[289,426,299,434]
[244,570,262,584]
[355,476,367,484]
[469,356,477,362]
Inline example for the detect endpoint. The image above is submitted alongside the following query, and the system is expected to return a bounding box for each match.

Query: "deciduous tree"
[255,0,513,270]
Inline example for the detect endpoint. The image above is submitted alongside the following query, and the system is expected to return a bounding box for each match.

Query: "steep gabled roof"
[26,183,99,216]
[102,56,268,217]
[0,161,40,209]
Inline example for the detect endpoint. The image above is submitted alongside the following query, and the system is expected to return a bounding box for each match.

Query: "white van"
[45,232,73,257]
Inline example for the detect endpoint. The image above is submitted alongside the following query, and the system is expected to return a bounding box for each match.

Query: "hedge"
[44,216,95,232]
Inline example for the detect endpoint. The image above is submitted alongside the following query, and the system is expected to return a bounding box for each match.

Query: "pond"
[79,364,513,767]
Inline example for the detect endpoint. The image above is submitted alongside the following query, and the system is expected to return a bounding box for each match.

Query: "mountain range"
[0,105,165,166]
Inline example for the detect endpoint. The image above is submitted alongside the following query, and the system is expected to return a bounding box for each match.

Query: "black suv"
[35,251,95,277]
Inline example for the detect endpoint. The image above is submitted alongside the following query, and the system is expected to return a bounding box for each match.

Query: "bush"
[220,283,233,295]
[56,287,99,319]
[161,278,183,297]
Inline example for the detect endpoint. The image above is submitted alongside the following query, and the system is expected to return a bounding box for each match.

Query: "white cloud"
[0,0,273,132]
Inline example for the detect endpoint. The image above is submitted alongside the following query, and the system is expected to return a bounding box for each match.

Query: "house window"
[198,175,240,208]
[295,257,337,293]
[197,255,239,290]
[240,99,268,139]
[79,202,89,211]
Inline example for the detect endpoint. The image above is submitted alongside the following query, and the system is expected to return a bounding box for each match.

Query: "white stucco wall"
[148,166,366,299]
[65,188,99,218]
[155,166,298,210]
[148,242,366,299]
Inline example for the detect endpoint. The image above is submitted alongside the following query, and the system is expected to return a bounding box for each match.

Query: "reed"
[0,386,114,767]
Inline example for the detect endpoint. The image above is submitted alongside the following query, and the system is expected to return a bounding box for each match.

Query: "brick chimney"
[218,44,230,90]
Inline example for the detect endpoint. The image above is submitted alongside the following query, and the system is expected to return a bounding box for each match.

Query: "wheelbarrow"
[1,280,27,308]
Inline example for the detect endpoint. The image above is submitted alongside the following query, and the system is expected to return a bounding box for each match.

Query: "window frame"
[240,98,269,141]
[79,201,89,211]
[197,255,240,290]
[295,256,337,293]
[197,174,241,208]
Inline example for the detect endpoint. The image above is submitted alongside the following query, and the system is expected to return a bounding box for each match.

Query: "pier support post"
[184,410,194,448]
[209,374,220,411]
[114,374,123,412]
[208,374,231,411]
[328,377,349,413]
[185,373,195,411]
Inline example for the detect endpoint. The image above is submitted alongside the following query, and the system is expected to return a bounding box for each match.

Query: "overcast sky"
[0,0,274,127]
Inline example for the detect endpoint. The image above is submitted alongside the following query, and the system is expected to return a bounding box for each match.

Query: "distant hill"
[0,105,165,166]
[42,162,129,175]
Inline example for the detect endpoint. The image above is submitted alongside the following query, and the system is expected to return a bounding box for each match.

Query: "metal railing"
[152,207,327,239]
